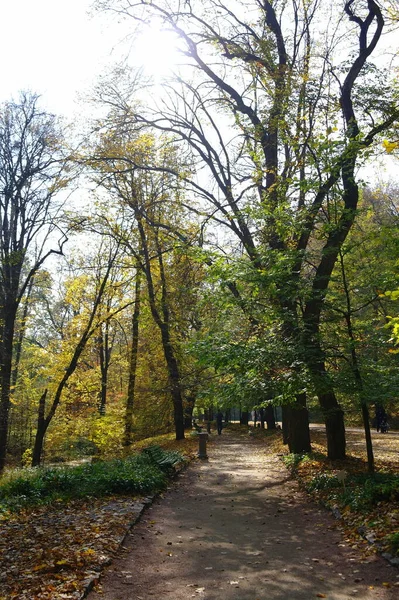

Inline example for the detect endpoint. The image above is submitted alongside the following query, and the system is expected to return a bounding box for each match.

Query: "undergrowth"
[281,444,399,559]
[0,448,184,514]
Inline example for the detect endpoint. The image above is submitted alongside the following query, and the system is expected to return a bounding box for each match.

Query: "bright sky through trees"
[0,0,179,117]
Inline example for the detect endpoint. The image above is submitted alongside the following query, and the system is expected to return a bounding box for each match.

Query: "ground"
[88,429,399,600]
[1,427,398,599]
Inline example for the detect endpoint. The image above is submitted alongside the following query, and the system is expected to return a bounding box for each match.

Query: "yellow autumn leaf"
[382,139,399,154]
[32,563,48,571]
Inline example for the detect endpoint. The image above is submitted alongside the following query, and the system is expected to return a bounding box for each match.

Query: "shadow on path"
[88,431,398,600]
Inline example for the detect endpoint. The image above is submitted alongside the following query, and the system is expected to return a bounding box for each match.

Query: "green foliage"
[281,453,311,470]
[306,472,342,492]
[0,450,182,512]
[21,448,33,467]
[91,413,124,456]
[309,471,399,511]
[339,473,399,510]
[386,532,399,557]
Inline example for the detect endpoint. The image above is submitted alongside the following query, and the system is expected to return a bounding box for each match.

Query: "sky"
[0,0,179,118]
[0,0,396,184]
[0,1,100,114]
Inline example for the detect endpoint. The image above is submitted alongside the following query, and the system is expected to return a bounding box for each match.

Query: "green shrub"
[0,450,183,512]
[307,472,341,492]
[308,471,399,511]
[386,532,399,557]
[282,453,310,470]
[338,473,399,510]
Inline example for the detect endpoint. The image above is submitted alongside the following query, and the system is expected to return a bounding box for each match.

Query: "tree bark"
[286,394,311,454]
[0,305,18,473]
[303,344,346,460]
[32,390,48,467]
[98,329,108,416]
[260,408,265,429]
[240,411,249,425]
[340,251,374,471]
[136,217,185,440]
[124,268,142,446]
[264,404,276,430]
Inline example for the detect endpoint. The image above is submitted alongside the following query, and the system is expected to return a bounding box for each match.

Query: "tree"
[124,260,142,445]
[321,185,399,470]
[99,0,399,458]
[87,129,200,440]
[0,92,69,473]
[31,242,122,466]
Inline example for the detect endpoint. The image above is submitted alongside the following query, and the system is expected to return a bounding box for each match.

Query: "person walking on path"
[216,410,223,435]
[88,431,398,600]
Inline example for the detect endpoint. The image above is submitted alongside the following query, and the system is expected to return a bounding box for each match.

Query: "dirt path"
[88,431,398,600]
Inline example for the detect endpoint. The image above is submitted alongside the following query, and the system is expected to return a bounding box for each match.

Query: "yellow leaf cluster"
[382,139,399,154]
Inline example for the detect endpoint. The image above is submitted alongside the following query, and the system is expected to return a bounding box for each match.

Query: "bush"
[306,471,399,511]
[0,449,184,512]
[386,532,399,557]
[338,473,399,510]
[282,453,310,470]
[307,472,341,492]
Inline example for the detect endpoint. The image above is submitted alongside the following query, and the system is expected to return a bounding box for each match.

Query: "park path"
[88,431,398,600]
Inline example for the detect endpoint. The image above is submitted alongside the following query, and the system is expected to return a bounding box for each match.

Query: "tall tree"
[321,186,399,469]
[99,0,399,458]
[123,260,142,446]
[88,131,196,440]
[0,92,68,473]
[31,242,121,466]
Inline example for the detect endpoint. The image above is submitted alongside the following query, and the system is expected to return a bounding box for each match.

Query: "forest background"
[1,0,399,475]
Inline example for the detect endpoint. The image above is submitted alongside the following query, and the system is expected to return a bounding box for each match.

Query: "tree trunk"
[286,394,311,454]
[307,356,346,460]
[322,394,346,460]
[340,251,374,471]
[137,218,185,440]
[32,390,48,467]
[240,411,249,425]
[11,277,34,390]
[158,323,185,440]
[361,402,374,473]
[124,269,141,446]
[98,336,108,416]
[0,307,17,474]
[0,357,13,474]
[264,404,276,429]
[281,405,289,444]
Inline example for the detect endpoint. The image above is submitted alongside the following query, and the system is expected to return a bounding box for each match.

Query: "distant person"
[216,411,224,435]
[375,405,388,433]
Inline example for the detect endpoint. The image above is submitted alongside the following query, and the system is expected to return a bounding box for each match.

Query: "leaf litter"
[0,495,147,599]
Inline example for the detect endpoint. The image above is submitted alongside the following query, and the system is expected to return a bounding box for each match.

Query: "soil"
[88,429,399,600]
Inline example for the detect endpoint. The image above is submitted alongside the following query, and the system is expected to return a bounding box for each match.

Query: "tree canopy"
[0,1,398,470]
